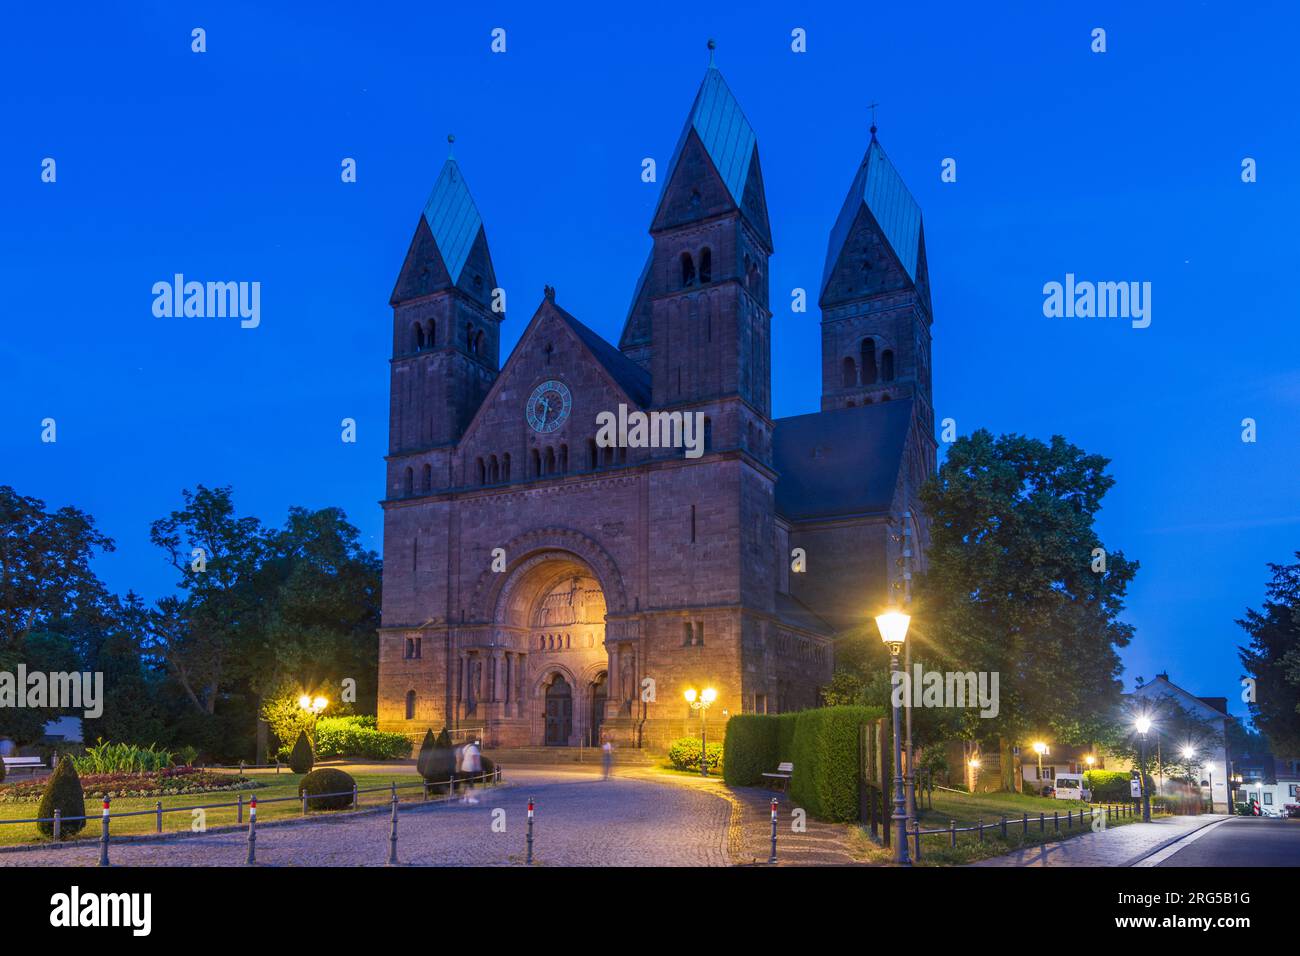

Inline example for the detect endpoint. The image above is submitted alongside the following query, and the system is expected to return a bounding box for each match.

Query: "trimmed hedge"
[37,756,86,838]
[1084,769,1150,802]
[314,716,411,760]
[300,768,355,811]
[789,706,883,822]
[720,706,882,822]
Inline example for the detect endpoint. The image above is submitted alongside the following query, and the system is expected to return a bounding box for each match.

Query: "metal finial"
[868,102,879,139]
[447,134,455,158]
[707,38,716,67]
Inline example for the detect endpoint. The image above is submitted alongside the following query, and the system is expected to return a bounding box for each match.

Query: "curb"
[1121,814,1232,867]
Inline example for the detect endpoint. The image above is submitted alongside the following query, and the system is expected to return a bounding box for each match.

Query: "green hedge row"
[721,706,883,822]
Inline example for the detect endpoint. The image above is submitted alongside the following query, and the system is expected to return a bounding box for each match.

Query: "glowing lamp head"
[701,687,717,705]
[313,696,328,712]
[968,758,981,769]
[1135,716,1152,735]
[1032,741,1047,756]
[1182,746,1195,760]
[1085,755,1096,766]
[298,695,312,710]
[684,688,698,704]
[875,609,911,648]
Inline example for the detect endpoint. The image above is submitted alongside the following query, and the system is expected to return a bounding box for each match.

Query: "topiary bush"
[418,727,457,793]
[667,737,723,772]
[788,706,883,822]
[289,730,314,775]
[300,768,355,812]
[722,715,779,785]
[36,756,87,838]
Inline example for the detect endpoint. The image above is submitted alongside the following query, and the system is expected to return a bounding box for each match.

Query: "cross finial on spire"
[447,133,456,159]
[868,102,879,139]
[707,38,716,67]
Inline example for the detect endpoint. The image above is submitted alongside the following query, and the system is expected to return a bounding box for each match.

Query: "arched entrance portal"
[545,675,573,745]
[493,551,610,747]
[590,672,608,746]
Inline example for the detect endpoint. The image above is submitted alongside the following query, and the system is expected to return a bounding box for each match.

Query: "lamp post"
[1032,741,1047,792]
[876,607,911,865]
[1135,715,1152,822]
[683,687,717,777]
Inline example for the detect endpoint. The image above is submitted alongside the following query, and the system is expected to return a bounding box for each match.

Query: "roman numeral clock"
[526,379,572,433]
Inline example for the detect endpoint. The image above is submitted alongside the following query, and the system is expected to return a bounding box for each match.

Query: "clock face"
[526,380,572,433]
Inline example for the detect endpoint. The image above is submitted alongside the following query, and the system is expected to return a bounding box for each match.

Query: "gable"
[651,128,737,234]
[820,202,916,308]
[390,216,451,305]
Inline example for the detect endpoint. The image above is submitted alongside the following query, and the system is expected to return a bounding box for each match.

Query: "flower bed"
[0,766,263,803]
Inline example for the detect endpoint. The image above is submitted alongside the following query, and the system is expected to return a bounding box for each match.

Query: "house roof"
[421,158,483,284]
[1133,675,1230,718]
[822,137,922,294]
[772,399,912,521]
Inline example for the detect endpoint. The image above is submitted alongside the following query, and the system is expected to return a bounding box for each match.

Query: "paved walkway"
[972,814,1230,867]
[0,769,731,867]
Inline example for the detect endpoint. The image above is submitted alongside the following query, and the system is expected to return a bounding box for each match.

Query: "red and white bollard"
[246,797,257,865]
[768,797,778,863]
[526,798,535,865]
[98,797,111,867]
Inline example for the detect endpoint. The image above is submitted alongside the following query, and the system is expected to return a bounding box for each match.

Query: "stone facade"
[377,68,936,751]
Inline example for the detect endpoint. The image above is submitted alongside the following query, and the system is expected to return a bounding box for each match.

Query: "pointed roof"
[552,302,652,407]
[421,158,483,285]
[822,137,923,294]
[661,65,758,210]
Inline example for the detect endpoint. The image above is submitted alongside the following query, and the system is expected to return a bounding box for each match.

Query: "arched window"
[588,439,598,469]
[531,448,541,478]
[861,339,878,384]
[544,447,556,475]
[489,455,499,483]
[405,690,416,720]
[699,247,712,283]
[841,356,857,387]
[413,324,425,351]
[403,466,413,497]
[539,635,545,650]
[559,444,568,473]
[429,319,436,347]
[476,457,485,485]
[680,252,696,287]
[474,330,486,357]
[421,463,432,493]
[502,453,511,481]
[881,349,895,382]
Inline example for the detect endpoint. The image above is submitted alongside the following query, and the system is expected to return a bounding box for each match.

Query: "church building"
[376,61,937,750]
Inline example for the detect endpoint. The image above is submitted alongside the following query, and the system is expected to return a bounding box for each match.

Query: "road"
[1153,817,1300,867]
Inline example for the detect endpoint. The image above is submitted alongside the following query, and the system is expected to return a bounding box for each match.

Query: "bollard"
[1053,811,1058,832]
[275,758,280,775]
[1022,812,1028,836]
[53,808,61,842]
[388,792,399,865]
[246,797,257,865]
[1039,812,1044,833]
[156,800,163,834]
[768,798,778,863]
[911,820,922,862]
[353,785,359,809]
[1000,814,1007,838]
[301,789,308,816]
[1067,810,1073,828]
[239,760,245,776]
[238,794,244,825]
[98,797,111,867]
[978,818,984,843]
[526,797,535,865]
[949,820,956,848]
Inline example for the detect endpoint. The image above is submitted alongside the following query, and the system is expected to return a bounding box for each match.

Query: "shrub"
[73,741,175,775]
[667,737,723,772]
[418,728,456,792]
[300,768,355,812]
[289,731,314,774]
[789,706,883,822]
[175,745,199,767]
[776,713,799,763]
[1085,770,1151,802]
[36,756,87,838]
[314,716,411,760]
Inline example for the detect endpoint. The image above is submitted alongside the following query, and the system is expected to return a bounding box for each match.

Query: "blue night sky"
[3,1,1297,721]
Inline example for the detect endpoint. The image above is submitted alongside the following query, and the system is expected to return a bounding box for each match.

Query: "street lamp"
[683,687,717,777]
[875,607,911,865]
[1032,741,1048,791]
[299,693,328,747]
[1135,714,1152,822]
[968,757,981,793]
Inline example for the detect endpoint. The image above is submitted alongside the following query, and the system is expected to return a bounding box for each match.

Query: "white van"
[1053,775,1089,801]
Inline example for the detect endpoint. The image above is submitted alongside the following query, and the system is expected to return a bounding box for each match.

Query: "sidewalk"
[972,813,1230,867]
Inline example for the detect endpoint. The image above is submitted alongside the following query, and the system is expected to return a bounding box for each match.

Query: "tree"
[916,430,1139,789]
[289,730,314,774]
[1237,556,1300,753]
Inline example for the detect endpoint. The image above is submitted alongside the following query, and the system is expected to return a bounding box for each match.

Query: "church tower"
[388,145,502,491]
[819,129,934,442]
[619,52,774,462]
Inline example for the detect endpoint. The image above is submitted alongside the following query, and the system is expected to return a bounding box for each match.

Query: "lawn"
[852,788,1154,865]
[0,766,451,848]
